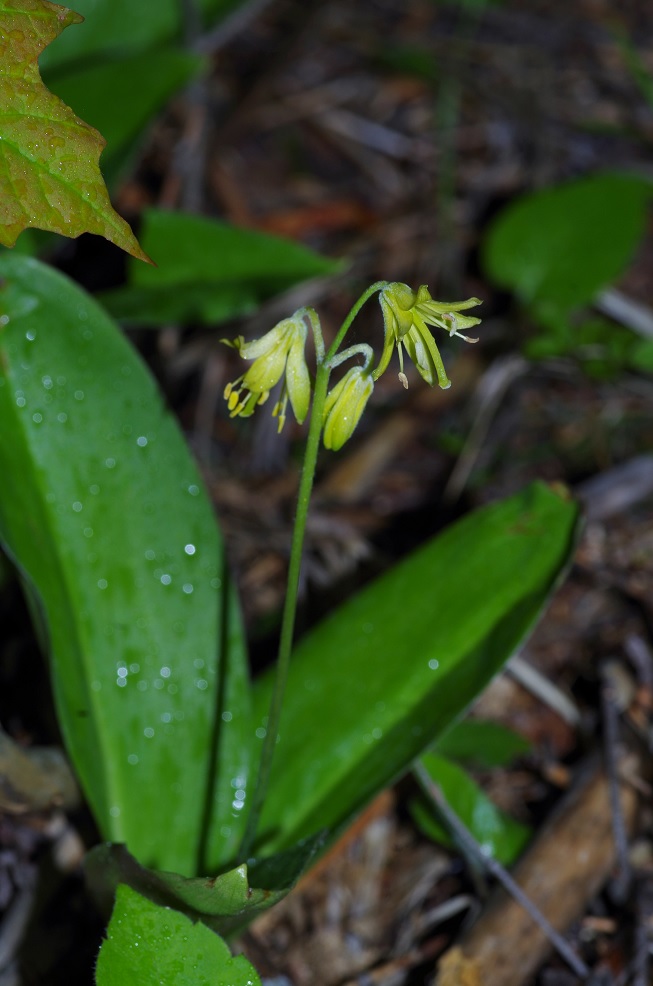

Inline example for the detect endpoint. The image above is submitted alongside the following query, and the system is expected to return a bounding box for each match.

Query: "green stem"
[326,282,389,361]
[239,283,387,859]
[239,362,330,858]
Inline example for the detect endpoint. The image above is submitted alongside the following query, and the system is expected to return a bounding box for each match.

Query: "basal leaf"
[251,483,578,854]
[95,884,262,986]
[0,0,148,260]
[0,255,251,874]
[86,837,323,938]
[100,209,342,327]
[412,752,531,865]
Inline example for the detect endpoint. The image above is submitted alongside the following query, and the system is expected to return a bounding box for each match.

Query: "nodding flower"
[222,313,311,432]
[322,364,374,451]
[374,283,482,390]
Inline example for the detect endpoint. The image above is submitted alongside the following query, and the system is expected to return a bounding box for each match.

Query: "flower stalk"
[230,282,482,858]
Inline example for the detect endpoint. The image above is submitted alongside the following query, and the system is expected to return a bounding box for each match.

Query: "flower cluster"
[222,285,482,450]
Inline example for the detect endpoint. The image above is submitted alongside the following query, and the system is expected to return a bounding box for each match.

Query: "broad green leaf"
[100,209,342,327]
[39,0,244,75]
[95,884,262,986]
[0,0,148,260]
[482,173,651,317]
[433,719,531,768]
[411,752,531,865]
[46,47,206,187]
[0,255,251,874]
[86,836,323,938]
[252,483,578,854]
[204,579,253,871]
[101,282,259,328]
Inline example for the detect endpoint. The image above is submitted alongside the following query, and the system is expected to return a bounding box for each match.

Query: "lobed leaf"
[0,0,148,259]
[0,255,251,874]
[251,483,579,854]
[46,47,206,188]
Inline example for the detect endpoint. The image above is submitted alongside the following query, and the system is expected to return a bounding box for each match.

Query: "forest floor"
[4,0,653,983]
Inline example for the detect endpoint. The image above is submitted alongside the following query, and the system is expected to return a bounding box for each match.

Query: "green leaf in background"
[0,255,251,875]
[251,482,578,855]
[482,173,651,318]
[46,47,206,188]
[411,753,531,865]
[0,0,148,260]
[86,836,323,938]
[433,718,531,769]
[95,883,261,986]
[100,209,343,327]
[38,0,244,75]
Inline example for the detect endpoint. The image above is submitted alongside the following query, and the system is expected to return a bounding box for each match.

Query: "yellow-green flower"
[323,365,374,451]
[222,314,311,431]
[374,283,482,390]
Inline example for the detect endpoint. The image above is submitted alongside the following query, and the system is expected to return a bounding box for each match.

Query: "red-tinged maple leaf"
[0,0,150,261]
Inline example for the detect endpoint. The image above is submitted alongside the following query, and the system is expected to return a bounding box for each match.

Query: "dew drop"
[184,544,196,555]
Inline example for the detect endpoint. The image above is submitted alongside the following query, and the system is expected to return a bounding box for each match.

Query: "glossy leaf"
[482,173,651,317]
[95,883,262,986]
[100,209,342,327]
[411,752,531,865]
[86,836,323,938]
[0,255,250,874]
[46,48,206,187]
[0,0,148,260]
[252,483,578,854]
[433,719,531,769]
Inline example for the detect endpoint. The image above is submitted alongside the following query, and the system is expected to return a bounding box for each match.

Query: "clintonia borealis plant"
[0,3,580,982]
